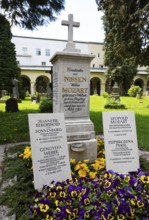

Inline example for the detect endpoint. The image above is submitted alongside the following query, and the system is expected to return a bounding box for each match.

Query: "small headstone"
[112,82,120,101]
[5,96,19,112]
[102,111,140,173]
[1,90,7,97]
[28,113,72,190]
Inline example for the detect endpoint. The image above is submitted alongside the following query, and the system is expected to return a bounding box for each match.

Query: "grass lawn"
[0,96,149,150]
[90,95,149,151]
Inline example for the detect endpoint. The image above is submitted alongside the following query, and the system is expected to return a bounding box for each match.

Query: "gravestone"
[12,78,19,99]
[5,96,19,112]
[102,111,140,173]
[1,90,7,97]
[111,82,120,101]
[50,14,97,161]
[28,113,72,190]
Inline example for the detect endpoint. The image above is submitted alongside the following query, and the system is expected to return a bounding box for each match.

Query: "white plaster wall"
[12,36,89,66]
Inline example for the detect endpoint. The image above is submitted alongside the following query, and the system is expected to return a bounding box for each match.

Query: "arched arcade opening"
[90,77,101,95]
[21,76,31,94]
[35,76,50,95]
[134,78,144,90]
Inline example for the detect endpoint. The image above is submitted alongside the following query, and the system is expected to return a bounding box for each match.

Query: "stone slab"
[28,113,72,190]
[68,139,97,162]
[102,111,140,173]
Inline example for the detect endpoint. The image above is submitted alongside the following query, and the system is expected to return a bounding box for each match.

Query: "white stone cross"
[61,14,80,43]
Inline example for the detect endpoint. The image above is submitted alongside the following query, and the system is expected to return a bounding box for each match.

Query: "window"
[45,49,50,56]
[36,48,41,56]
[93,64,95,68]
[98,53,100,58]
[41,62,46,66]
[99,65,103,68]
[22,47,28,54]
[16,60,20,65]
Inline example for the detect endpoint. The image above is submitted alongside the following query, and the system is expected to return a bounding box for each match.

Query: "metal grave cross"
[61,14,80,43]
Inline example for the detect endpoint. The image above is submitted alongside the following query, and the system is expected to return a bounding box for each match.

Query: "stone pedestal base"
[65,119,97,161]
[68,139,97,162]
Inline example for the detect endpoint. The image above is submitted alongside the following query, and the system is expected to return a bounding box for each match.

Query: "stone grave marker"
[102,111,140,173]
[12,78,19,99]
[5,96,19,112]
[28,113,72,190]
[50,14,97,161]
[111,82,120,101]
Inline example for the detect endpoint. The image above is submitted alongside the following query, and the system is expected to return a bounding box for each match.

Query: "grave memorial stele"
[50,14,97,161]
[28,113,72,190]
[102,111,140,173]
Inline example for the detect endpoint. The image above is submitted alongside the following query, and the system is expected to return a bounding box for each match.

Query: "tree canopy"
[0,14,20,94]
[96,0,149,67]
[1,0,65,30]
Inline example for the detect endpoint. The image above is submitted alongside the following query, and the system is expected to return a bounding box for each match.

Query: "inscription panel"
[102,111,140,173]
[62,67,89,117]
[28,113,71,190]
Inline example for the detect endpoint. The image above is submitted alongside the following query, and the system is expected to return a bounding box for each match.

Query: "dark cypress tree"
[0,14,20,95]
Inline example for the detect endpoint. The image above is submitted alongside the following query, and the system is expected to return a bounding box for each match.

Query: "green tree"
[0,14,20,95]
[111,65,137,95]
[1,0,65,30]
[96,0,149,67]
[0,0,65,96]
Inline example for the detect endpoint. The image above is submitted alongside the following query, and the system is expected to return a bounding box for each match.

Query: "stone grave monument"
[12,78,19,99]
[111,82,120,101]
[50,14,97,161]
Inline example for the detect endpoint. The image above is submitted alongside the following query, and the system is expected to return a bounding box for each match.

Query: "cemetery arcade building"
[12,35,149,96]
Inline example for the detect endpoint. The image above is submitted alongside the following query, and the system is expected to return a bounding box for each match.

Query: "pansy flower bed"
[29,170,149,220]
[1,138,149,219]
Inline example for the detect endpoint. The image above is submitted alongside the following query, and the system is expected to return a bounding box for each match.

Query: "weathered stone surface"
[50,52,97,161]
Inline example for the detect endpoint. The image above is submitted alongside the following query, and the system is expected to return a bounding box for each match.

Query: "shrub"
[101,91,109,98]
[25,90,30,97]
[104,97,126,109]
[19,89,26,100]
[39,99,53,113]
[128,85,141,97]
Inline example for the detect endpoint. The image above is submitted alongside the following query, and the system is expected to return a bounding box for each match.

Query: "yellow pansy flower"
[140,175,149,184]
[78,169,87,177]
[38,203,49,212]
[70,158,76,164]
[89,171,96,179]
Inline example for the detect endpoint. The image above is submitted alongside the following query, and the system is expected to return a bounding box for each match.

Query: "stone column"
[30,82,35,95]
[100,82,106,94]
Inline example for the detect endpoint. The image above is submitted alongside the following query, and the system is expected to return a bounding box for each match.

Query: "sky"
[11,0,105,43]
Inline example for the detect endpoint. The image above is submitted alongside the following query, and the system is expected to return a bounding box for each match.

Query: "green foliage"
[140,157,149,173]
[19,89,26,100]
[111,65,137,95]
[0,14,20,94]
[25,90,30,97]
[39,99,53,113]
[1,143,149,219]
[96,0,149,67]
[1,0,65,30]
[0,145,36,219]
[128,85,141,97]
[0,97,149,150]
[101,91,109,98]
[104,97,126,109]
